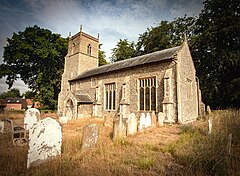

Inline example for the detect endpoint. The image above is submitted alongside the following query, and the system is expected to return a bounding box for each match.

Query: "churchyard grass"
[163,109,240,176]
[0,110,240,175]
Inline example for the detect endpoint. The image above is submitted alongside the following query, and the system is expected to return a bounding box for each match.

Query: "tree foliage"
[0,25,68,109]
[111,39,136,62]
[191,0,240,108]
[0,88,21,99]
[136,16,197,56]
[98,44,108,66]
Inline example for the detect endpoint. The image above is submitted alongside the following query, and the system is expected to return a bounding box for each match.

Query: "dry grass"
[164,109,240,176]
[1,110,240,175]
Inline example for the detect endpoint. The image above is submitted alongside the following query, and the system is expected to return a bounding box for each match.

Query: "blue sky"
[0,0,204,94]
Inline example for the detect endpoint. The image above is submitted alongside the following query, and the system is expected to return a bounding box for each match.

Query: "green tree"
[98,44,108,66]
[111,39,136,62]
[0,25,68,109]
[136,17,197,56]
[22,90,36,99]
[192,0,240,108]
[0,88,21,99]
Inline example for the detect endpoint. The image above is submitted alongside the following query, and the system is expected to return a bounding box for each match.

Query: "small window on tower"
[87,44,92,55]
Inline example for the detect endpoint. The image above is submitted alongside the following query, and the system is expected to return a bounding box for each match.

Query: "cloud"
[0,0,204,91]
[0,77,31,94]
[169,0,204,17]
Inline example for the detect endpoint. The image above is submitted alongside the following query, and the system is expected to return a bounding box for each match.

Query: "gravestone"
[207,105,211,114]
[24,108,40,130]
[82,123,99,149]
[151,111,157,128]
[127,113,137,135]
[157,112,164,127]
[0,121,4,133]
[145,113,151,128]
[139,113,146,131]
[113,114,127,139]
[208,117,213,134]
[103,114,113,127]
[59,116,68,124]
[27,117,62,168]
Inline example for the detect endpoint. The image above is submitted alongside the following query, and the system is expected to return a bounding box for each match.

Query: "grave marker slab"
[82,123,99,149]
[145,113,151,128]
[127,113,137,135]
[27,117,62,168]
[158,112,164,126]
[24,108,40,130]
[139,113,146,131]
[0,121,4,133]
[151,111,157,128]
[113,114,127,139]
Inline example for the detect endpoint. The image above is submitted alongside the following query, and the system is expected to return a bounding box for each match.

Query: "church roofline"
[69,45,182,81]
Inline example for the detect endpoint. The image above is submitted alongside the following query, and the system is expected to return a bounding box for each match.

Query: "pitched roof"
[73,94,93,104]
[70,45,182,81]
[4,98,25,104]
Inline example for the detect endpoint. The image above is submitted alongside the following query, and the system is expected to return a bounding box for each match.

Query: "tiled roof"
[4,98,25,104]
[70,45,181,81]
[74,94,93,104]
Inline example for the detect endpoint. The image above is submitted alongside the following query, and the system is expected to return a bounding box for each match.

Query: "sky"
[0,0,204,94]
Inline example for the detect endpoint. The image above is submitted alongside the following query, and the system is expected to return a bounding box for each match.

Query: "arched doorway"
[66,99,74,120]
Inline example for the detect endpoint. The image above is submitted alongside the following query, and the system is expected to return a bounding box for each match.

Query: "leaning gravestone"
[27,117,62,168]
[145,113,151,128]
[139,113,146,131]
[24,108,40,130]
[127,113,138,135]
[82,123,99,149]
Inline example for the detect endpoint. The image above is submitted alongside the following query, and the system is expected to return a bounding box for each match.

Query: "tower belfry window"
[87,44,92,55]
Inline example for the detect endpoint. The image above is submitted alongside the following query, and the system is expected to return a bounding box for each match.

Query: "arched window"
[139,77,156,111]
[87,44,92,55]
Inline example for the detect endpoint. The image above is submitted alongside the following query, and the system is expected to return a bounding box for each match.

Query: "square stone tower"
[58,27,99,114]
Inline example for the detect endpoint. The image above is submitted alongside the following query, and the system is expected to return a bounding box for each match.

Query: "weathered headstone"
[59,116,68,124]
[82,123,99,149]
[113,114,127,139]
[0,121,4,133]
[103,114,113,127]
[151,111,157,128]
[207,105,211,115]
[139,113,146,131]
[127,113,138,135]
[145,113,151,128]
[24,108,40,130]
[157,112,164,127]
[208,117,213,134]
[27,117,62,168]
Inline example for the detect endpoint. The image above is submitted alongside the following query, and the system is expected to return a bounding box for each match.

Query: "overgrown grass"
[164,109,240,176]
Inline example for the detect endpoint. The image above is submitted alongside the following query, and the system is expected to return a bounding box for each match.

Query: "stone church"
[58,29,205,124]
